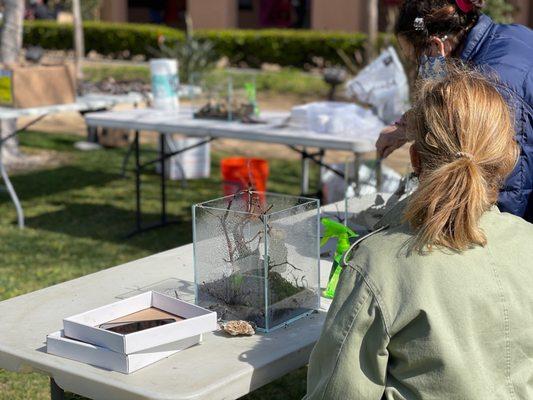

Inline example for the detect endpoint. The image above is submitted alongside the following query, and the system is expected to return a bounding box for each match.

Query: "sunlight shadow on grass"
[24,202,193,252]
[0,166,119,202]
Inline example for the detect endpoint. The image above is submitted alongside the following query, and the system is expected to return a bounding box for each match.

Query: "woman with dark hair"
[376,0,533,222]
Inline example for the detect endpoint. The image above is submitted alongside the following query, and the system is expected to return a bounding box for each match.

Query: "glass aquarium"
[190,71,260,122]
[193,191,320,332]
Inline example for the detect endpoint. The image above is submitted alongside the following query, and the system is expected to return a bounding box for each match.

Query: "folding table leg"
[0,138,25,228]
[134,131,142,231]
[120,138,135,178]
[375,158,383,192]
[301,147,310,194]
[50,378,65,400]
[316,149,325,199]
[159,133,167,224]
[353,152,362,195]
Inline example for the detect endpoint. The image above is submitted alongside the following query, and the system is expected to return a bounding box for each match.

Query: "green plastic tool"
[321,218,358,299]
[244,82,259,115]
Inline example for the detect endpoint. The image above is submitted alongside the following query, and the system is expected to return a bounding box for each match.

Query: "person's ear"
[427,36,447,57]
[410,144,422,177]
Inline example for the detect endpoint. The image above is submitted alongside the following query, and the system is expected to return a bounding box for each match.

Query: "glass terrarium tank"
[193,191,320,332]
[190,71,260,122]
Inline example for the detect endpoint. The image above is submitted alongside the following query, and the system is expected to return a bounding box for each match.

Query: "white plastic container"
[47,330,201,374]
[290,101,384,139]
[150,58,179,110]
[162,136,211,180]
[63,291,217,354]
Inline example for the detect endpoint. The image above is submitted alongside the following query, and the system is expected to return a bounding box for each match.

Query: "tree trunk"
[366,0,379,61]
[72,0,84,83]
[0,0,25,162]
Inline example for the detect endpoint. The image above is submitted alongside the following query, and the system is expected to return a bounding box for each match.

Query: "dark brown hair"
[396,0,485,57]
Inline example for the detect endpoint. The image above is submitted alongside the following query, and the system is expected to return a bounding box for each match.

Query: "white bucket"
[160,135,211,181]
[150,58,179,110]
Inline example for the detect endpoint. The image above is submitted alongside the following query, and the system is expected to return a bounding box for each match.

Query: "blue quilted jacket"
[461,14,533,222]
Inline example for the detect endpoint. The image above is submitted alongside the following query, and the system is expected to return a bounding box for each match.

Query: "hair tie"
[456,151,474,160]
[456,0,474,13]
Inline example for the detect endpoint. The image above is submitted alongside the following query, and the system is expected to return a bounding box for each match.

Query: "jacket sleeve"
[492,66,533,220]
[304,265,390,400]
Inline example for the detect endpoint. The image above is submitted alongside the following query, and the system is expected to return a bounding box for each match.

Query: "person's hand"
[376,123,408,159]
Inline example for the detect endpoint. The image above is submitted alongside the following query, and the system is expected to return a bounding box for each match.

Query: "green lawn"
[0,131,311,399]
[83,63,329,100]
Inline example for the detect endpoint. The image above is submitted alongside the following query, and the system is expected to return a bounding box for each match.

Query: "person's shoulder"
[492,20,533,43]
[478,20,533,72]
[346,222,414,287]
[483,207,533,239]
[343,223,416,332]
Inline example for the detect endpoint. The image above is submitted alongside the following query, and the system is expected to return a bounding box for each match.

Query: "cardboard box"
[47,330,201,374]
[63,291,217,354]
[0,64,76,108]
[98,128,130,148]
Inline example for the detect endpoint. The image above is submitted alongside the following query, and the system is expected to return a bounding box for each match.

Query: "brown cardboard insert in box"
[103,307,185,325]
[0,63,76,108]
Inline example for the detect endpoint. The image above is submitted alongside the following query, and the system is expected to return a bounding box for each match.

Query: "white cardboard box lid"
[47,330,201,374]
[63,291,217,354]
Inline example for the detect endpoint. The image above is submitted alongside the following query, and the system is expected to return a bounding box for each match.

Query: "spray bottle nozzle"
[321,218,358,299]
[321,218,357,254]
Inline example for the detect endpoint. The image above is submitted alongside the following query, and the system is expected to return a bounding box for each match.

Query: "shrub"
[484,0,515,23]
[24,21,367,68]
[24,20,184,58]
[194,29,367,68]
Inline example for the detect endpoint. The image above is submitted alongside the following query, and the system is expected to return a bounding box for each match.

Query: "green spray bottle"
[321,218,358,299]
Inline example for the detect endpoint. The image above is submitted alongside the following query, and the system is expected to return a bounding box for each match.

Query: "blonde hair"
[404,69,519,251]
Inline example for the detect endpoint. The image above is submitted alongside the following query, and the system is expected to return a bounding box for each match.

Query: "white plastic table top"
[0,197,384,400]
[0,93,145,119]
[0,247,332,400]
[84,108,377,153]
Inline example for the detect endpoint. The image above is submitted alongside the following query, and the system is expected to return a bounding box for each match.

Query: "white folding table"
[0,93,145,229]
[85,108,383,236]
[0,196,387,400]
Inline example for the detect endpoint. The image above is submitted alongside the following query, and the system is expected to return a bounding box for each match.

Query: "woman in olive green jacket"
[305,70,533,399]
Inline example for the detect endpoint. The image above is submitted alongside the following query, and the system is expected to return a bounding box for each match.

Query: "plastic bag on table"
[345,46,410,124]
[289,101,385,141]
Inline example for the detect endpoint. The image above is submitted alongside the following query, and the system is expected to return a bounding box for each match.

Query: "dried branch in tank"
[196,190,318,329]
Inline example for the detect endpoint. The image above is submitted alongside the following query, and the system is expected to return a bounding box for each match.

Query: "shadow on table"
[234,311,325,399]
[0,166,119,202]
[24,202,192,252]
[116,278,196,303]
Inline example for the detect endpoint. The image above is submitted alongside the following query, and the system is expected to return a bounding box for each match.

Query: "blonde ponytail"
[404,69,518,251]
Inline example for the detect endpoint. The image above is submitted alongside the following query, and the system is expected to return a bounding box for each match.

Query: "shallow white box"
[47,330,201,374]
[63,291,217,354]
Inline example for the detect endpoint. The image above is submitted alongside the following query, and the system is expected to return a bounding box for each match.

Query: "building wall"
[186,0,238,29]
[311,0,368,32]
[100,0,127,23]
[98,0,532,29]
[238,0,261,29]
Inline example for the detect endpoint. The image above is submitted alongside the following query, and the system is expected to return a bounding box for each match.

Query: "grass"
[83,63,150,83]
[0,130,313,400]
[82,64,329,99]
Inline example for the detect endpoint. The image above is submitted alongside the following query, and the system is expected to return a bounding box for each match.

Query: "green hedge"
[24,21,368,68]
[196,29,367,68]
[24,21,184,58]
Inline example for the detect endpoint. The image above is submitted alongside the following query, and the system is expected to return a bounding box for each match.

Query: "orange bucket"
[221,157,269,196]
